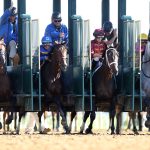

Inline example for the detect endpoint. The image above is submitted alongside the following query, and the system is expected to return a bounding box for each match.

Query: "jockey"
[135,33,148,56]
[0,6,19,66]
[40,35,53,66]
[91,29,107,71]
[44,12,68,45]
[103,21,118,48]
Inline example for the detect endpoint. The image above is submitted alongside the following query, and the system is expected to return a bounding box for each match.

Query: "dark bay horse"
[70,47,121,134]
[38,43,70,133]
[0,43,15,131]
[141,41,150,129]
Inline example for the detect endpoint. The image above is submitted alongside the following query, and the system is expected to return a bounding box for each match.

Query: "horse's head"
[105,48,119,76]
[52,44,68,71]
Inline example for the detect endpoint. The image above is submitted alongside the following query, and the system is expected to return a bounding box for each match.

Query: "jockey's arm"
[104,29,118,46]
[0,9,11,25]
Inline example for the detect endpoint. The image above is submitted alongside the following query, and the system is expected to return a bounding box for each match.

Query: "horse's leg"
[115,104,122,134]
[6,96,16,125]
[110,107,116,135]
[145,106,150,128]
[80,111,91,133]
[14,112,17,130]
[56,111,60,131]
[69,111,77,132]
[38,111,43,133]
[130,112,139,134]
[107,112,112,132]
[74,113,77,132]
[85,111,96,134]
[16,110,25,134]
[54,96,69,133]
[3,111,7,134]
[51,112,55,131]
[126,112,132,131]
[138,112,143,131]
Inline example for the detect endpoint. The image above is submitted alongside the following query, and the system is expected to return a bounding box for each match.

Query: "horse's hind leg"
[69,111,77,132]
[85,111,96,134]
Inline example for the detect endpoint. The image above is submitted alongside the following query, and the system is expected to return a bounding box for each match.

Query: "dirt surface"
[0,130,150,150]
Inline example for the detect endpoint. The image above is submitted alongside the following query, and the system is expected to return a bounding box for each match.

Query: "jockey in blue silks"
[0,6,19,66]
[40,35,53,66]
[44,12,68,45]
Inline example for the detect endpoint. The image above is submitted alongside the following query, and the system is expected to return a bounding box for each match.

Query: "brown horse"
[38,43,70,133]
[69,48,121,134]
[0,42,15,131]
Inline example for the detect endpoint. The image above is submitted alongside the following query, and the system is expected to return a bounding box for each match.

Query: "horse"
[141,41,150,129]
[0,41,15,132]
[38,43,70,133]
[70,47,121,134]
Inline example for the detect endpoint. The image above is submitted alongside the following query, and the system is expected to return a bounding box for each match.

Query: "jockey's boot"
[12,53,20,66]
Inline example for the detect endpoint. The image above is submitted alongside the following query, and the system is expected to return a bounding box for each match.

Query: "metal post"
[18,0,26,64]
[53,0,61,13]
[118,0,126,94]
[101,0,110,26]
[68,0,76,65]
[4,0,11,10]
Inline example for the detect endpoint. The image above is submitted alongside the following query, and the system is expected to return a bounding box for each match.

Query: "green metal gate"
[122,20,143,111]
[71,15,93,111]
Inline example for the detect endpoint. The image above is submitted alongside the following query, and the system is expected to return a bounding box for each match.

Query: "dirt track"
[0,130,150,150]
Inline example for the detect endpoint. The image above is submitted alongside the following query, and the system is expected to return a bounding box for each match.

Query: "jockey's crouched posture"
[0,6,19,66]
[40,35,53,67]
[91,29,107,71]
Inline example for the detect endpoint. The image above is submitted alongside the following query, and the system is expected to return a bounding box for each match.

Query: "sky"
[0,0,150,40]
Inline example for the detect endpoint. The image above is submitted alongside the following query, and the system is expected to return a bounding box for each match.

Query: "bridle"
[105,48,119,74]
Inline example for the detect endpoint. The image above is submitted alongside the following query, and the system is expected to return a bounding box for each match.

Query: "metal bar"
[29,20,33,111]
[81,19,84,111]
[53,0,61,12]
[4,0,11,11]
[132,21,135,111]
[101,0,110,26]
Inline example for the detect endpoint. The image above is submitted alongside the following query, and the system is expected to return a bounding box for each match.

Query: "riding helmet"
[103,21,113,32]
[41,36,52,45]
[93,29,105,37]
[52,12,62,20]
[11,7,17,16]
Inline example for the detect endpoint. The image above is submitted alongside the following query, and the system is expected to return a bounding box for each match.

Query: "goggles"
[42,43,51,46]
[54,19,62,23]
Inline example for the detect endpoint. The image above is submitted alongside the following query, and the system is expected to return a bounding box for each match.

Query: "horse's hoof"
[65,127,71,134]
[0,122,2,129]
[79,130,83,134]
[111,131,115,135]
[85,128,93,134]
[40,128,51,134]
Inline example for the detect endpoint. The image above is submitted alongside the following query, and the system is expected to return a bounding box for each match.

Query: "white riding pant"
[9,40,17,58]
